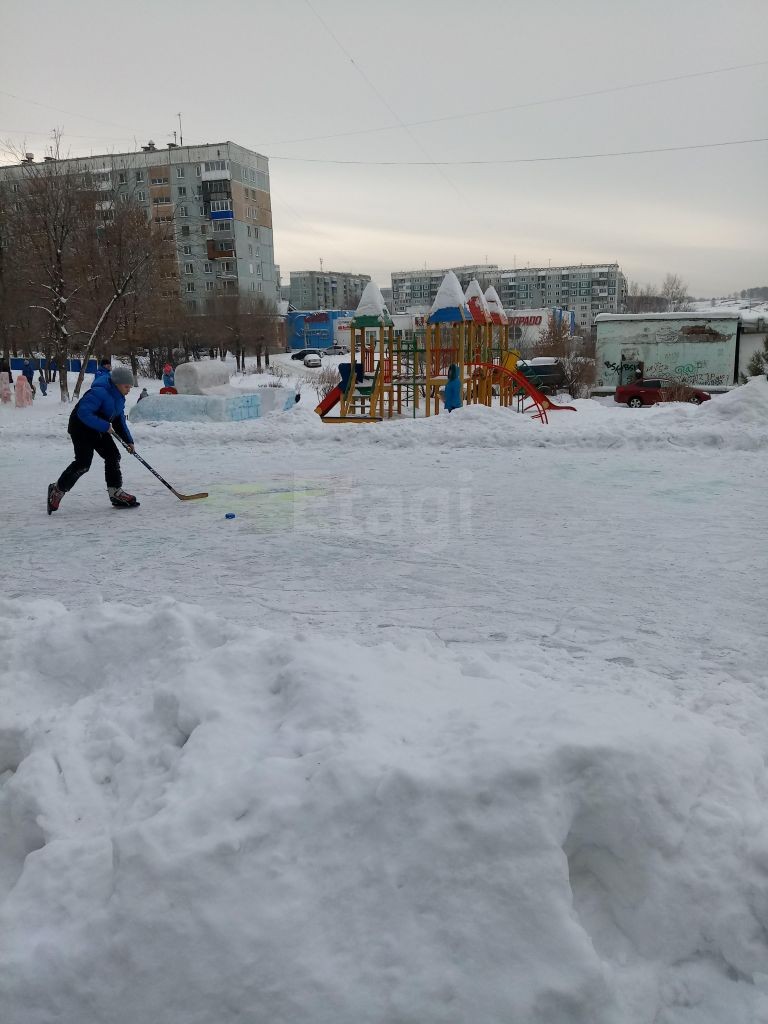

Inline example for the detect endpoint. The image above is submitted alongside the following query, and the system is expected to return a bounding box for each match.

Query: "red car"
[615,378,711,408]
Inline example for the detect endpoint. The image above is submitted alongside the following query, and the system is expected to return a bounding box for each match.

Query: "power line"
[0,88,165,137]
[268,136,768,166]
[257,58,768,147]
[0,128,146,142]
[300,0,475,209]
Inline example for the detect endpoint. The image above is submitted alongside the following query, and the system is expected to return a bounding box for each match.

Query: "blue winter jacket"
[444,364,463,411]
[74,376,134,443]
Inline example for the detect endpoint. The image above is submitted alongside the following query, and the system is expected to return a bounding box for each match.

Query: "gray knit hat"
[110,366,134,387]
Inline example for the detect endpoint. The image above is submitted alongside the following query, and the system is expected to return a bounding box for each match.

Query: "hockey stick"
[115,435,208,501]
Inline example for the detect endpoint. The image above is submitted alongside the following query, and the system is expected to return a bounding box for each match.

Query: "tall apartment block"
[289,270,371,310]
[0,140,279,312]
[392,263,627,329]
[493,264,627,329]
[391,265,500,315]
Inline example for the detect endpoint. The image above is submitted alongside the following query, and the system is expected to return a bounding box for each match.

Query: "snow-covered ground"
[1,373,768,1024]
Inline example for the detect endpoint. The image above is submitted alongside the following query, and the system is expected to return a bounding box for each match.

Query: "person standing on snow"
[443,363,463,412]
[95,357,112,380]
[21,358,36,398]
[47,365,139,513]
[162,363,175,388]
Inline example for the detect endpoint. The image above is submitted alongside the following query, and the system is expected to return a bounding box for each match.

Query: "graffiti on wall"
[595,317,738,387]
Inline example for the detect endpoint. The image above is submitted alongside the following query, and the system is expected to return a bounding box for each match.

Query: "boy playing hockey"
[47,366,139,513]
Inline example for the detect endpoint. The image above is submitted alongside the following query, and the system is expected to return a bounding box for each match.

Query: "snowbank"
[129,388,294,423]
[174,360,233,394]
[3,377,767,452]
[2,596,767,1024]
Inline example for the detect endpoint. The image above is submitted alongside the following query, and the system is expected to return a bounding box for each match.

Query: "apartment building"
[391,265,499,313]
[289,270,371,310]
[0,140,279,312]
[493,264,627,330]
[391,263,627,329]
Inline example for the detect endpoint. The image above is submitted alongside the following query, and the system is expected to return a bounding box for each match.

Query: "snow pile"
[2,596,768,1024]
[129,389,294,423]
[698,374,768,426]
[174,360,233,394]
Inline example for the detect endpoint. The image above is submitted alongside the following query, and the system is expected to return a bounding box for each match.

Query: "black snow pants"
[57,413,123,492]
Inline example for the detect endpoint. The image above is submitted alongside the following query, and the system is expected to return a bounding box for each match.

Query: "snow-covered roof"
[484,286,509,326]
[428,271,470,323]
[464,280,492,324]
[353,281,393,327]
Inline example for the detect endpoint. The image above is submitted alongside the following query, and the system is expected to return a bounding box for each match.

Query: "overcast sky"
[2,0,766,296]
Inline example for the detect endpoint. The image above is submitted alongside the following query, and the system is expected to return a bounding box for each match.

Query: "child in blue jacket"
[444,363,463,412]
[47,366,139,513]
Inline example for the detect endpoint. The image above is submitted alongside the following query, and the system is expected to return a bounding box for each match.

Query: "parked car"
[615,378,711,408]
[303,353,322,368]
[290,348,323,361]
[517,358,567,395]
[326,342,350,355]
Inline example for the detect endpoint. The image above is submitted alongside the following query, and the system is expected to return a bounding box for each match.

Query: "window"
[184,262,194,274]
[247,226,251,237]
[181,225,190,236]
[136,190,146,202]
[151,176,168,185]
[204,262,212,273]
[248,244,253,256]
[199,206,205,216]
[205,280,215,291]
[196,165,201,177]
[220,261,234,273]
[185,282,195,293]
[136,171,144,183]
[177,186,187,197]
[118,171,127,184]
[176,166,185,178]
[213,221,231,233]
[200,224,207,234]
[179,206,189,218]
[210,199,232,212]
[249,263,254,274]
[183,245,192,255]
[187,299,197,312]
[204,159,228,172]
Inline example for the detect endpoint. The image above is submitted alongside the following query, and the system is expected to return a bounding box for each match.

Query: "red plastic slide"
[315,385,342,417]
[476,363,576,423]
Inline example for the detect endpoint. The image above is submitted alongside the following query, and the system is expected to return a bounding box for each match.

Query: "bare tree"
[71,169,173,398]
[536,315,595,398]
[660,273,690,312]
[7,135,95,401]
[625,280,665,313]
[0,183,31,364]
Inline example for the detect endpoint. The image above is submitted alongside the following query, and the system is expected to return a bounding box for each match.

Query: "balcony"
[207,240,235,260]
[202,166,231,182]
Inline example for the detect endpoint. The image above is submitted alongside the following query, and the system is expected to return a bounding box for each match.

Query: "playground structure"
[315,274,576,424]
